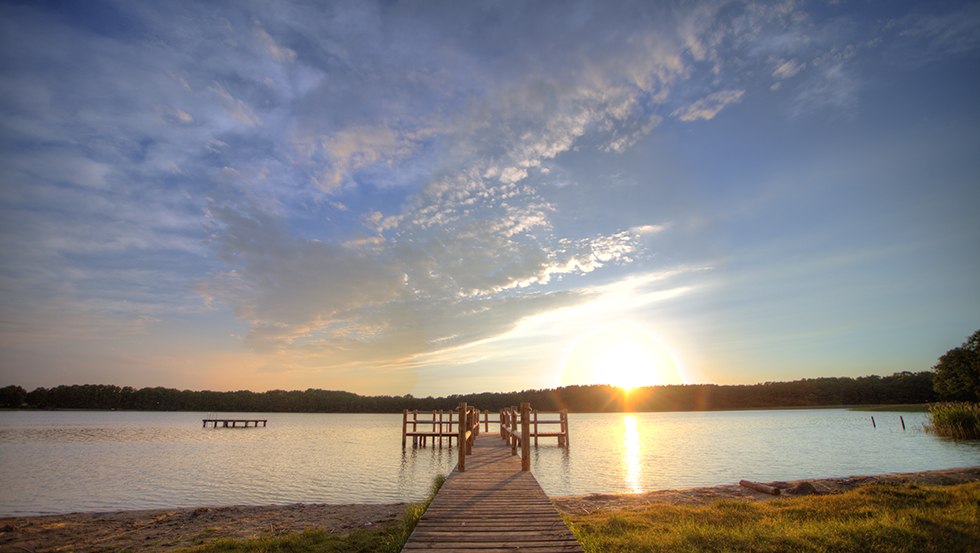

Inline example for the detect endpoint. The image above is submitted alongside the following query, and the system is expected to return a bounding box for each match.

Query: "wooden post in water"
[458,402,467,472]
[402,409,408,448]
[533,409,539,447]
[521,402,531,472]
[560,410,569,448]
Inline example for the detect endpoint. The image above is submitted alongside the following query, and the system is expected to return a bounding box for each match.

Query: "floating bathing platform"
[202,418,267,428]
[404,402,583,552]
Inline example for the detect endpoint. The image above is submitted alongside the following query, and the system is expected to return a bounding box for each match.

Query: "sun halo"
[561,323,683,391]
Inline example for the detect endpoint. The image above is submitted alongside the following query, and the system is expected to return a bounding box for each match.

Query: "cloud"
[631,224,668,236]
[772,58,805,79]
[173,108,194,124]
[209,82,262,128]
[254,23,297,63]
[6,0,957,391]
[672,89,745,121]
[0,1,762,382]
[891,2,980,58]
[789,49,859,118]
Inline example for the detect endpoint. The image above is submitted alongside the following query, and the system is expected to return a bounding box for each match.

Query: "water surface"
[0,408,976,515]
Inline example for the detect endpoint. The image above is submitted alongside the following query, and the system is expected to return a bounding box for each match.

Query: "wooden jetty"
[402,406,569,449]
[404,402,583,552]
[202,418,267,428]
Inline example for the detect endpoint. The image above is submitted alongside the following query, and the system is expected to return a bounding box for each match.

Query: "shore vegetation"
[565,481,980,553]
[928,402,980,439]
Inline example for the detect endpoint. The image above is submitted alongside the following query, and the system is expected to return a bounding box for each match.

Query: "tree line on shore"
[0,371,937,413]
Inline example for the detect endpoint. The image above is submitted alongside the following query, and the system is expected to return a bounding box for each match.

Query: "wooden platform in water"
[403,433,583,552]
[201,418,267,428]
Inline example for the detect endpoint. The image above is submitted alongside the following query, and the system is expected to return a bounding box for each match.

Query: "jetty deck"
[404,411,582,552]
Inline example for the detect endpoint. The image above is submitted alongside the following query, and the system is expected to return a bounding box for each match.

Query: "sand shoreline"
[3,467,977,552]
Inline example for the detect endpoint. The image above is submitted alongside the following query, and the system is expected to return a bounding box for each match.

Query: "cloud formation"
[2,1,978,393]
[672,90,746,122]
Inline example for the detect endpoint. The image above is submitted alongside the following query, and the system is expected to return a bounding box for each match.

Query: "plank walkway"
[403,433,583,552]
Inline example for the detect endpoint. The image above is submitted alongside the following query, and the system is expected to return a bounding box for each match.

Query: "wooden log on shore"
[739,480,781,496]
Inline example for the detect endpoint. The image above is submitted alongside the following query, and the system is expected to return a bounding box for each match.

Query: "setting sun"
[561,322,684,390]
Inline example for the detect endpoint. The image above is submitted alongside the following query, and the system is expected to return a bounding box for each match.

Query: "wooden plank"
[404,433,582,552]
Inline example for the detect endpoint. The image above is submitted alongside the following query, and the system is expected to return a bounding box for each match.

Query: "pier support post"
[402,409,408,448]
[521,402,531,472]
[534,410,539,447]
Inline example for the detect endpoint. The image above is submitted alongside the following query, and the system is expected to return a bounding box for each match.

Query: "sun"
[561,322,683,390]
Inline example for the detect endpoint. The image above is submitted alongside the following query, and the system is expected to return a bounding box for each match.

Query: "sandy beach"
[2,467,977,552]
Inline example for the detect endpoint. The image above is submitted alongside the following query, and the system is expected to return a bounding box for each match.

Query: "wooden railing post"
[402,409,408,448]
[561,409,569,448]
[466,408,473,454]
[521,402,531,472]
[458,402,467,472]
[510,408,518,456]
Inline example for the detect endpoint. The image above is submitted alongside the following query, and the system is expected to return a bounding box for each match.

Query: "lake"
[0,408,977,516]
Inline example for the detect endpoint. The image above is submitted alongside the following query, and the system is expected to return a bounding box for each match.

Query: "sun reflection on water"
[623,415,642,493]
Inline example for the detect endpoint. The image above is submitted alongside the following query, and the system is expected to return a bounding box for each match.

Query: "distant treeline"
[0,371,936,413]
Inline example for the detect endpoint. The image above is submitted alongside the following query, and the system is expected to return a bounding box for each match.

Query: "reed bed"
[928,402,980,439]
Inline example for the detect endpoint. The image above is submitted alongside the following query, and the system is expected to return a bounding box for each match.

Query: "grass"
[177,473,446,553]
[928,402,980,439]
[564,481,980,553]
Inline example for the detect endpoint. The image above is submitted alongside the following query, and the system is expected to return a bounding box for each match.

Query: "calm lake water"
[0,409,977,516]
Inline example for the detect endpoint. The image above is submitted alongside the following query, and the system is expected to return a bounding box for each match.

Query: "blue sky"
[1,0,978,395]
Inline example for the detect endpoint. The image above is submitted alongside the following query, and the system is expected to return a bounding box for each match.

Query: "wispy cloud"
[890,2,980,58]
[672,90,745,122]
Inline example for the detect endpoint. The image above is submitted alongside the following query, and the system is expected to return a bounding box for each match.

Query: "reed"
[928,402,980,439]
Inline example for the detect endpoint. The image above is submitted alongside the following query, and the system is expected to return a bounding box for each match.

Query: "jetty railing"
[402,409,468,448]
[456,403,481,472]
[496,403,567,471]
[402,405,569,451]
[500,406,569,447]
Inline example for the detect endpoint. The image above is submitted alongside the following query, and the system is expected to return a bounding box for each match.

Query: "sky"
[1,0,978,397]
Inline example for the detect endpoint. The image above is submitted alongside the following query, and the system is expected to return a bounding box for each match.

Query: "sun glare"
[561,322,684,390]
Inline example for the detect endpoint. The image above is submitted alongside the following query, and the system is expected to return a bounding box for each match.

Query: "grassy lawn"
[565,481,980,553]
